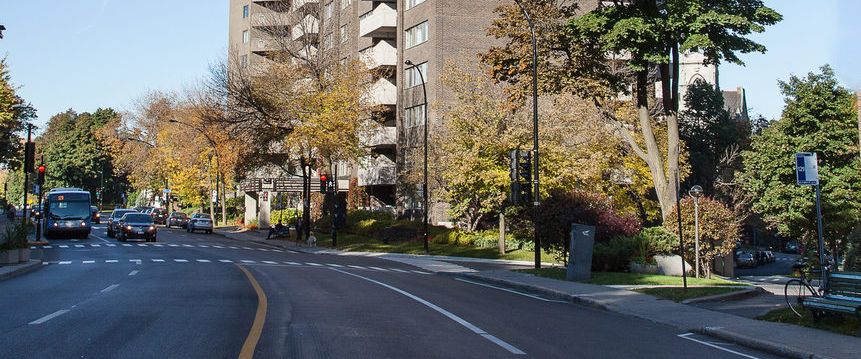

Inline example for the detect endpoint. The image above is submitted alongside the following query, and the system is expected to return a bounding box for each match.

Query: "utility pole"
[22,123,34,226]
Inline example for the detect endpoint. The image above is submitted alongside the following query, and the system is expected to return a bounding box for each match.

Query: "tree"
[741,66,861,253]
[665,196,738,277]
[483,0,781,221]
[0,58,27,168]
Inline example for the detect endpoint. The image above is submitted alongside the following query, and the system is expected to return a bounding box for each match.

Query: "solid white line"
[82,260,95,264]
[29,309,70,325]
[197,259,211,263]
[331,269,526,355]
[105,260,118,263]
[58,261,71,265]
[174,259,189,263]
[677,333,761,359]
[100,284,120,293]
[454,278,568,303]
[128,270,139,276]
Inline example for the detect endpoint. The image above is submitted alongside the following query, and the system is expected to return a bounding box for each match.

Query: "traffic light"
[37,165,45,186]
[24,142,35,172]
[319,174,328,194]
[508,149,532,205]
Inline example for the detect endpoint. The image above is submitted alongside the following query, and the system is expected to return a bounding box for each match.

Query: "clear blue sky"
[0,0,857,129]
[0,0,228,130]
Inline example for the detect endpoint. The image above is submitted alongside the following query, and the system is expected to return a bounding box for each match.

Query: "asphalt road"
[0,224,783,359]
[735,253,799,277]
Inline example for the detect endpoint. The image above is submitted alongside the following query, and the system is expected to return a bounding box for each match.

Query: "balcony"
[362,126,396,148]
[367,78,397,106]
[292,14,319,42]
[360,41,396,71]
[359,3,396,39]
[251,11,290,30]
[358,156,397,186]
[292,0,320,13]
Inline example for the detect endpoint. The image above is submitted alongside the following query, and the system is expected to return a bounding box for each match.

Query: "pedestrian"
[294,217,302,242]
[267,221,284,240]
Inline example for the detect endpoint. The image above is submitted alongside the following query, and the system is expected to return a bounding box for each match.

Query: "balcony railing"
[292,14,319,41]
[361,126,396,148]
[358,156,397,186]
[251,11,290,28]
[359,3,396,38]
[366,78,397,106]
[360,41,397,70]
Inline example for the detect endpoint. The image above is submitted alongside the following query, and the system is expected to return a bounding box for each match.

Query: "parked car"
[187,213,213,234]
[90,206,101,224]
[166,212,189,229]
[150,208,168,225]
[117,213,157,242]
[764,251,776,263]
[737,253,757,268]
[107,209,138,238]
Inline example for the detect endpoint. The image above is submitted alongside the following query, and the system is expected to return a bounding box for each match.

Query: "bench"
[802,271,861,319]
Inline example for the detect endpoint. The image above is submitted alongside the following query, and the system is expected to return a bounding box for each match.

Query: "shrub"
[665,197,739,277]
[270,209,301,224]
[244,218,259,230]
[592,235,638,272]
[639,226,679,257]
[845,226,861,271]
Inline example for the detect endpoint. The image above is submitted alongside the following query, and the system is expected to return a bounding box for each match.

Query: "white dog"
[307,234,317,247]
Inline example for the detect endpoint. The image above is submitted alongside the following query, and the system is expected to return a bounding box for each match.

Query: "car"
[117,213,157,242]
[764,251,776,263]
[90,206,101,224]
[166,212,189,229]
[150,208,168,225]
[187,213,213,234]
[30,204,43,219]
[736,253,757,268]
[107,209,137,238]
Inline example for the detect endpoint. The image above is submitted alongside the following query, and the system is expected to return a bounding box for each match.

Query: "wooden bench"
[802,271,861,319]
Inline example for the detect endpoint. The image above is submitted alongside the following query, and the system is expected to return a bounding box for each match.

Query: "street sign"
[163,188,171,194]
[240,178,261,192]
[33,184,40,195]
[795,152,819,186]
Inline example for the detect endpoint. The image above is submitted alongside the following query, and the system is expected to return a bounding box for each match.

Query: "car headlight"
[125,225,132,230]
[80,222,87,227]
[148,226,156,231]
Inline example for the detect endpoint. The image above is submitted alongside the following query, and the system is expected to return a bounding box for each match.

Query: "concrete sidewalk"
[0,260,43,280]
[454,270,859,359]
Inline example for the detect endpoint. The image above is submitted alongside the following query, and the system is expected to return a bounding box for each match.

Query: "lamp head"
[689,185,704,198]
[404,60,414,66]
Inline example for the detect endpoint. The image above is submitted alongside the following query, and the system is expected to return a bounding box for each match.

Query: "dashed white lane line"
[331,269,526,355]
[229,246,238,249]
[100,284,120,293]
[82,260,95,264]
[368,266,388,272]
[74,245,85,248]
[262,261,277,264]
[129,270,139,276]
[326,263,344,268]
[174,259,189,263]
[196,259,211,263]
[411,270,432,275]
[241,260,256,264]
[287,250,299,254]
[347,265,365,269]
[152,259,165,262]
[241,247,252,250]
[389,268,409,273]
[29,310,70,325]
[284,261,300,265]
[219,259,233,263]
[137,244,147,247]
[199,245,209,248]
[130,259,141,264]
[59,245,69,248]
[153,244,163,247]
[105,260,118,263]
[43,245,53,249]
[58,261,71,265]
[122,244,132,247]
[677,333,762,359]
[106,244,116,247]
[90,244,101,247]
[305,262,323,266]
[168,244,179,247]
[182,244,193,247]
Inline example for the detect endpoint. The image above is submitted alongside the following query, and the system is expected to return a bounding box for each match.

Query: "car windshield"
[193,214,211,219]
[112,210,136,218]
[171,212,187,218]
[123,214,153,223]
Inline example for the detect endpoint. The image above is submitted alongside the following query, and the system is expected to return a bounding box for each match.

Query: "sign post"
[796,152,826,289]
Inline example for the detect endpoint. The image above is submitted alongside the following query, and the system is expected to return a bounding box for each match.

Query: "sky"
[0,0,858,130]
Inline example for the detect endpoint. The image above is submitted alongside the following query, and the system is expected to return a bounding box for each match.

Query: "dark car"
[150,208,168,225]
[90,206,101,224]
[187,213,213,234]
[737,253,757,268]
[30,204,43,219]
[107,209,138,238]
[166,212,189,229]
[117,213,157,242]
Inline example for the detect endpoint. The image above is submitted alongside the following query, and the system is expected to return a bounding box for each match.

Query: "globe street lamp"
[688,185,704,278]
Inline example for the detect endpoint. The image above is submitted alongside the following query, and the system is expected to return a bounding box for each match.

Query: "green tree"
[665,197,739,277]
[0,58,28,168]
[741,66,861,252]
[483,0,781,221]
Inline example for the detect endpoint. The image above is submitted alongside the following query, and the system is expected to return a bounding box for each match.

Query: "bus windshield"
[48,193,91,220]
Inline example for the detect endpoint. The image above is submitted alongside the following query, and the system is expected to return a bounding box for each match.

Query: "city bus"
[43,188,93,239]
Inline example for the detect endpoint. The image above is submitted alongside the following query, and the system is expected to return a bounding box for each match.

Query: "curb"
[694,326,834,359]
[680,286,765,304]
[0,259,43,281]
[444,272,613,312]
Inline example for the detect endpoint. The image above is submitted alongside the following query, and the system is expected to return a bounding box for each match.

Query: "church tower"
[678,52,718,111]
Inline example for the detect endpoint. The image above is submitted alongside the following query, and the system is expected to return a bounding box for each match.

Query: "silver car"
[187,213,213,234]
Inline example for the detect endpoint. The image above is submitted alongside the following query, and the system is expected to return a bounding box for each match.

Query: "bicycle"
[784,265,826,317]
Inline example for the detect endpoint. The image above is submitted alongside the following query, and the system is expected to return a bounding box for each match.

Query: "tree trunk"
[301,157,310,242]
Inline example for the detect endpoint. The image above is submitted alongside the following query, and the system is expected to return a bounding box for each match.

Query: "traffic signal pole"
[35,163,45,242]
[21,124,33,226]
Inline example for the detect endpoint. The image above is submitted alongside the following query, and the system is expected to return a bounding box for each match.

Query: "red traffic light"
[38,165,45,173]
[320,174,328,182]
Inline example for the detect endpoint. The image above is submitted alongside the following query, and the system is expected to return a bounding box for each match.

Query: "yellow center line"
[237,264,268,359]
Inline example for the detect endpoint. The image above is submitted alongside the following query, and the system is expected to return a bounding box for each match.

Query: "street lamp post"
[689,185,703,278]
[404,59,429,255]
[21,123,33,226]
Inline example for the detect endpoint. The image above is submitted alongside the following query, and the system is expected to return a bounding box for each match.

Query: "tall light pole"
[689,185,703,278]
[404,59,429,254]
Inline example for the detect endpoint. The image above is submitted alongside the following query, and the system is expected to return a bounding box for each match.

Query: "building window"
[323,32,333,50]
[341,0,352,10]
[324,2,334,20]
[340,25,348,43]
[242,5,250,18]
[404,104,426,128]
[405,0,425,10]
[405,62,428,88]
[240,55,249,68]
[242,30,250,44]
[405,21,428,48]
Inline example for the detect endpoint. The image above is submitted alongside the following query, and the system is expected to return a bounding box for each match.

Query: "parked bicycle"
[784,264,827,317]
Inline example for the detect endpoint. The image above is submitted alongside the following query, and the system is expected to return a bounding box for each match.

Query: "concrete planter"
[0,249,18,265]
[18,247,30,263]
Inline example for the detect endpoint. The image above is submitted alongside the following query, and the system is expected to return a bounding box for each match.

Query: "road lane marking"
[331,269,526,355]
[411,270,432,275]
[44,245,53,249]
[219,259,233,263]
[305,262,323,266]
[168,244,179,247]
[58,261,71,265]
[368,266,388,271]
[137,244,147,247]
[82,261,95,264]
[183,244,193,247]
[284,261,300,265]
[91,234,110,243]
[174,259,189,263]
[237,265,268,359]
[105,260,118,263]
[199,245,209,248]
[153,244,163,247]
[347,265,365,269]
[100,284,120,293]
[229,246,238,249]
[241,247,252,250]
[241,260,256,264]
[130,259,141,264]
[390,268,409,273]
[152,259,165,262]
[326,263,344,268]
[197,259,211,263]
[29,310,70,325]
[122,244,132,247]
[90,244,101,247]
[74,245,85,248]
[106,244,116,247]
[454,278,568,303]
[59,245,69,248]
[262,261,277,264]
[677,333,761,359]
[128,270,139,276]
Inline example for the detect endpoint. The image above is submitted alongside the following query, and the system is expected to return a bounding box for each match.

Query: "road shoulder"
[0,260,43,281]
